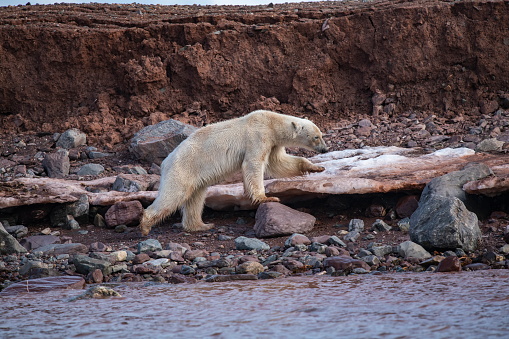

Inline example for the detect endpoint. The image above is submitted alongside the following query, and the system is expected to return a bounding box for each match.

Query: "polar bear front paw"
[258,196,280,204]
[309,165,325,173]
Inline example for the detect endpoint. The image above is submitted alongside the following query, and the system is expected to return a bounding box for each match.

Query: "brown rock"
[183,249,208,261]
[395,195,419,218]
[87,268,104,283]
[323,256,371,272]
[105,200,143,227]
[132,253,151,264]
[254,202,316,238]
[237,261,264,274]
[436,256,462,272]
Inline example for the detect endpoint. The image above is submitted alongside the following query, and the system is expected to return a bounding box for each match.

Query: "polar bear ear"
[291,121,299,138]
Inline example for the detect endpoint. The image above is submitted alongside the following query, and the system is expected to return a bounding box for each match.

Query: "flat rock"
[33,243,88,256]
[254,202,315,238]
[205,147,509,210]
[19,235,60,251]
[0,276,86,296]
[323,255,370,272]
[129,119,197,165]
[77,163,105,176]
[234,236,270,251]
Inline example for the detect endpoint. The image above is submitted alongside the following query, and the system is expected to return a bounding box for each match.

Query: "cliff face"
[1,0,508,146]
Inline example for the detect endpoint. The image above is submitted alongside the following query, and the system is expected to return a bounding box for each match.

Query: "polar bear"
[139,110,328,235]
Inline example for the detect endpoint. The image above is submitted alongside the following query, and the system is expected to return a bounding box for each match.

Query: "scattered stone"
[133,253,151,264]
[328,235,347,247]
[234,236,270,251]
[361,255,380,266]
[4,225,29,238]
[183,249,208,261]
[259,271,283,279]
[0,222,28,254]
[33,243,88,256]
[129,119,197,165]
[284,233,311,247]
[89,242,110,252]
[50,194,89,227]
[114,224,128,233]
[137,239,162,253]
[372,219,392,232]
[42,149,70,178]
[323,256,370,272]
[436,256,462,272]
[344,230,360,242]
[112,175,146,192]
[475,138,504,152]
[56,128,87,149]
[254,202,316,238]
[88,151,113,159]
[237,261,264,274]
[348,219,364,232]
[464,263,491,271]
[73,255,112,275]
[398,241,432,260]
[105,200,143,227]
[65,215,80,230]
[397,218,411,232]
[77,163,105,176]
[205,274,258,282]
[370,244,393,257]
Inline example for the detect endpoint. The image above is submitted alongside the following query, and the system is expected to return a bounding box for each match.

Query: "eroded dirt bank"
[1,0,509,147]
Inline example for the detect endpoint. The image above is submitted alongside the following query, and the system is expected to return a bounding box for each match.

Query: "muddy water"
[2,270,509,338]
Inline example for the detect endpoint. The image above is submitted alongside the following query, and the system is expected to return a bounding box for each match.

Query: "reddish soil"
[1,0,509,147]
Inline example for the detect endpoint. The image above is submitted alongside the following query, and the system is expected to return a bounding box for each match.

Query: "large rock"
[410,196,481,252]
[129,119,197,165]
[56,128,87,149]
[410,164,489,252]
[253,202,315,238]
[0,222,27,254]
[73,255,112,275]
[42,149,70,178]
[105,200,143,227]
[0,276,86,296]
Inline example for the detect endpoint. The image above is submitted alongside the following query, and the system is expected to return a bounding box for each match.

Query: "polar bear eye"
[314,136,319,140]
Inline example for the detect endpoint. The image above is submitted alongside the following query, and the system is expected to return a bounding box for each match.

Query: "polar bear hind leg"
[181,186,214,231]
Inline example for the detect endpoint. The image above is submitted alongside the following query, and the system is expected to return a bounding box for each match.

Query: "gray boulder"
[254,202,315,238]
[137,239,163,253]
[56,128,87,149]
[410,196,481,252]
[348,219,364,232]
[129,119,197,165]
[73,255,112,275]
[0,222,27,254]
[409,163,491,252]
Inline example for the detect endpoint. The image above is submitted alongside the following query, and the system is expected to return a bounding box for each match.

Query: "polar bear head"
[291,119,328,153]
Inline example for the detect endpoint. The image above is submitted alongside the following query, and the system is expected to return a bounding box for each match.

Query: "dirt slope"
[1,0,508,147]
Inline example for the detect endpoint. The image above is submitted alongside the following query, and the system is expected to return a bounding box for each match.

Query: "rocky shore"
[1,0,509,293]
[1,110,509,293]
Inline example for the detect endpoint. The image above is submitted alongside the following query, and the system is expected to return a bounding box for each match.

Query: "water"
[2,270,509,338]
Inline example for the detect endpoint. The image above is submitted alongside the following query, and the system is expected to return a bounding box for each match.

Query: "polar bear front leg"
[298,158,326,174]
[242,158,280,204]
[181,187,215,232]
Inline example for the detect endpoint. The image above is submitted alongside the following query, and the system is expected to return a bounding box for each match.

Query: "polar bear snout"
[318,145,329,153]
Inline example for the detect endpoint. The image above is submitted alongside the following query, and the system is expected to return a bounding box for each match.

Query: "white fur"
[139,110,327,235]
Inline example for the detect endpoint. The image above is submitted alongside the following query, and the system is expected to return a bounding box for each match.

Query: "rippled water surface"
[2,270,509,338]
